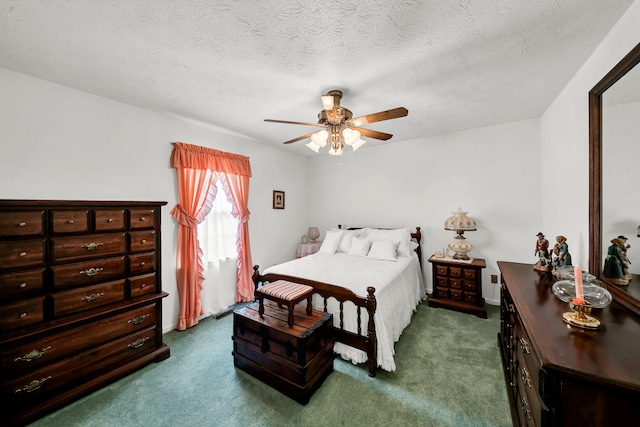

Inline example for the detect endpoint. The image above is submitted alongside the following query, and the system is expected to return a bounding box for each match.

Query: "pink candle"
[574,265,584,301]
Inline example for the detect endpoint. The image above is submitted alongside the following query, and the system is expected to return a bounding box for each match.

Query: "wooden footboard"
[252,265,378,377]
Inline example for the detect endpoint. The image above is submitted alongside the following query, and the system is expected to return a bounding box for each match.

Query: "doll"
[603,237,629,285]
[533,232,551,271]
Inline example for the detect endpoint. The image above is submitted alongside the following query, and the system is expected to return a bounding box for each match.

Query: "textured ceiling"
[0,0,635,156]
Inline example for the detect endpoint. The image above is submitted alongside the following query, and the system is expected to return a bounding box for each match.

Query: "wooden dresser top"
[498,261,640,392]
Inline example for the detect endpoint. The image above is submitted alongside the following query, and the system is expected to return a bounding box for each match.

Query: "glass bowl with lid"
[551,279,612,308]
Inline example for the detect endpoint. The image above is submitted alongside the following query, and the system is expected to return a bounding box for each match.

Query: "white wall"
[0,68,311,332]
[540,0,640,269]
[308,119,542,304]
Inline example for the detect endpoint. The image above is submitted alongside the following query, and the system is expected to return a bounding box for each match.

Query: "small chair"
[255,280,313,327]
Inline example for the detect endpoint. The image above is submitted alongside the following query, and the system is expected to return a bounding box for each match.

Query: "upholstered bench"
[255,280,313,327]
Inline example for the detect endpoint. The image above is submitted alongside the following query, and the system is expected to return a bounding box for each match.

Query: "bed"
[252,226,425,377]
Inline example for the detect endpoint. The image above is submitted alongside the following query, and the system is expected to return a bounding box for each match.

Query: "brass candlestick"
[562,300,601,330]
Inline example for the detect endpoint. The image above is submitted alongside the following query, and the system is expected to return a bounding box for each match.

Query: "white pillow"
[367,240,399,261]
[319,229,343,254]
[410,241,419,252]
[366,228,412,257]
[336,229,354,253]
[348,237,371,257]
[336,228,366,253]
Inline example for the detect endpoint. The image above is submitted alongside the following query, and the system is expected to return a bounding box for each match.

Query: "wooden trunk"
[232,302,334,404]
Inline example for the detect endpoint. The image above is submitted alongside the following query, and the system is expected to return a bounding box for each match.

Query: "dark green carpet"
[28,303,511,427]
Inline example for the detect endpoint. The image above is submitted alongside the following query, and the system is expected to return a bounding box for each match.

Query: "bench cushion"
[257,280,313,301]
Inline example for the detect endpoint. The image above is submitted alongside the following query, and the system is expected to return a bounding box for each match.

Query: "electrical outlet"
[491,274,498,284]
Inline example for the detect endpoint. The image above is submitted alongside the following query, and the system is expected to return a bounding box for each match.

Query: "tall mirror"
[589,42,640,313]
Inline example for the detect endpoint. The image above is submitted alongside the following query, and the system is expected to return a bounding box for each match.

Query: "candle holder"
[562,300,601,330]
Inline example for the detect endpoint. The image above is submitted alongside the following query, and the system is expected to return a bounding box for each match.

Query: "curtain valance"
[171,142,252,177]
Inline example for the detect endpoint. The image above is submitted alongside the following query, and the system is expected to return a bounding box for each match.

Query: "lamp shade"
[307,227,320,241]
[311,130,329,147]
[351,139,366,151]
[305,141,320,153]
[321,95,334,110]
[444,208,477,231]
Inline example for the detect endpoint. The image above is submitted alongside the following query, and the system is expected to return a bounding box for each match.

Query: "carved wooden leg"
[306,294,313,315]
[258,297,265,317]
[287,305,294,327]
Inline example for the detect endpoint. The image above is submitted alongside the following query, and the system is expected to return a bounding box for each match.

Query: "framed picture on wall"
[273,190,285,209]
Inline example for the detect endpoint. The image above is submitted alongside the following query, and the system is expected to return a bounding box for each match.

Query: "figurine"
[617,235,632,280]
[603,237,629,285]
[533,232,551,272]
[551,235,572,274]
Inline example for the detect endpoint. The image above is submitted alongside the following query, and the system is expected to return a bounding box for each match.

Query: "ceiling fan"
[264,90,408,155]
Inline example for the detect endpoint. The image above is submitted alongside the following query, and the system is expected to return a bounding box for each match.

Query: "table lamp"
[444,208,477,260]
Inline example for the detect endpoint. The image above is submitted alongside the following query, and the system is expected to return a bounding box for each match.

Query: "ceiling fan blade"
[356,128,393,141]
[265,119,322,127]
[283,133,316,145]
[349,107,408,126]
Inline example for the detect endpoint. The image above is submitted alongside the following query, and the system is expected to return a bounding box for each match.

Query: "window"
[198,180,238,317]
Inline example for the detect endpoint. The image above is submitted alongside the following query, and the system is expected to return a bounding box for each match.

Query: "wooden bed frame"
[252,226,422,377]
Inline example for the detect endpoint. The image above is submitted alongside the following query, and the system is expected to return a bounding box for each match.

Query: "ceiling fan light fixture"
[351,139,366,151]
[311,130,329,147]
[328,145,343,156]
[265,89,408,156]
[321,95,334,111]
[343,128,361,145]
[305,141,320,153]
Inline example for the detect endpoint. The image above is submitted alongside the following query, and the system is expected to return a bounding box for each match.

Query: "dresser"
[0,200,170,427]
[428,256,487,318]
[498,261,640,426]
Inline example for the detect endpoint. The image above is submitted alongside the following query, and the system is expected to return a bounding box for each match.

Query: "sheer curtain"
[198,180,238,317]
[170,142,253,330]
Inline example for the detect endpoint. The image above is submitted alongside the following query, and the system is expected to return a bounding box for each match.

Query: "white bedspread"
[263,252,425,372]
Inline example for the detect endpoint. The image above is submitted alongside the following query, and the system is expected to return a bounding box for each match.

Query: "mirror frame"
[589,42,640,313]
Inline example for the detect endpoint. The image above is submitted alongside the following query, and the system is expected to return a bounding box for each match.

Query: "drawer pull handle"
[81,242,104,251]
[19,251,27,257]
[19,282,27,288]
[128,314,150,325]
[107,218,114,223]
[140,283,147,288]
[139,216,146,222]
[18,222,27,227]
[15,376,52,394]
[520,367,532,388]
[128,337,149,349]
[67,219,74,224]
[15,346,52,362]
[519,337,531,354]
[80,267,103,277]
[81,292,104,303]
[19,312,28,319]
[140,262,146,267]
[141,239,147,244]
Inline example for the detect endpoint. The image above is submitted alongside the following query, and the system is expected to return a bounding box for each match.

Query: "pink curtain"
[170,142,252,330]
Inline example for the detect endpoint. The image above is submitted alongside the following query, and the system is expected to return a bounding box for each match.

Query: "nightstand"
[297,241,322,258]
[428,256,487,318]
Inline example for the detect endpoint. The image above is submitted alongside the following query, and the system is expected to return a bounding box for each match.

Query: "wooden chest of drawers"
[428,256,487,318]
[0,200,170,427]
[232,302,334,404]
[498,262,640,426]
